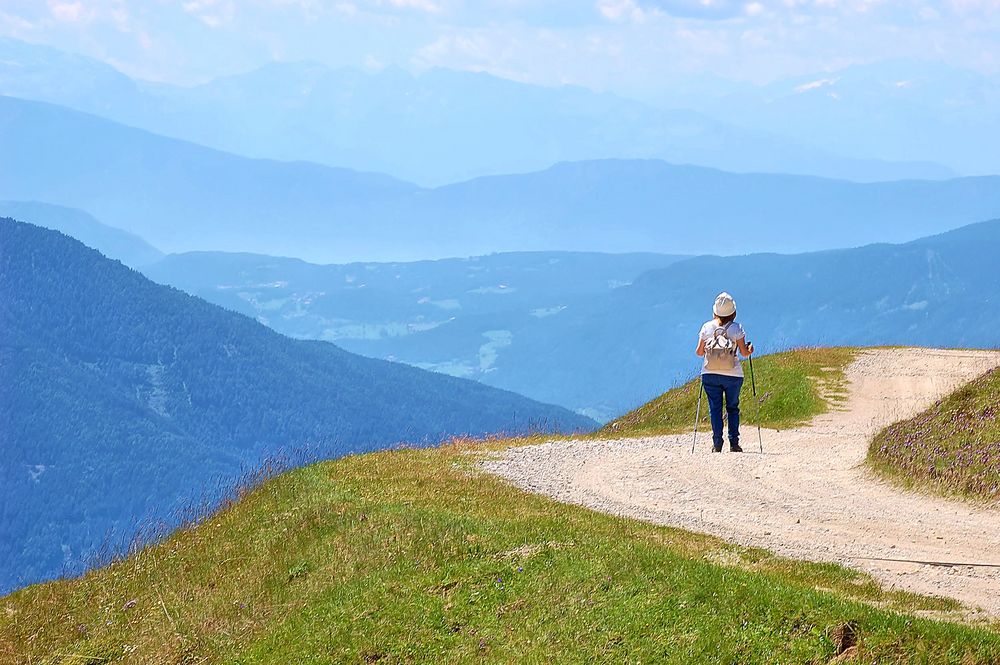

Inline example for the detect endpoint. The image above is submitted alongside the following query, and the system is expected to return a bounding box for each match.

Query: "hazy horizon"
[2,1,999,91]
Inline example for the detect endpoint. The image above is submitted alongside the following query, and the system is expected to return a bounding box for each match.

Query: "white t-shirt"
[699,319,746,377]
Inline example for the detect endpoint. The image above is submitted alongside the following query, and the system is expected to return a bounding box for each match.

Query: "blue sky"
[1,1,998,93]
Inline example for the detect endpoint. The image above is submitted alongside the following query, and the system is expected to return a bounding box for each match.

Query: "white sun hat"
[713,292,736,317]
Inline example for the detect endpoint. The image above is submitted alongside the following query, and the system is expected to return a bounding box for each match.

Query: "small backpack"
[704,322,738,371]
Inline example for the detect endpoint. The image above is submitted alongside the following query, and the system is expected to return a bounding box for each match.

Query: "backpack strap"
[713,321,734,340]
[713,322,737,354]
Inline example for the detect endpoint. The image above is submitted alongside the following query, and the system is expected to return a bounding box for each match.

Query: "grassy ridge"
[601,347,856,438]
[869,366,1000,502]
[3,439,998,664]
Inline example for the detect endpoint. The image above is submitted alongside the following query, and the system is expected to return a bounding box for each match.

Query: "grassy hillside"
[868,366,1000,501]
[602,348,855,438]
[3,438,998,664]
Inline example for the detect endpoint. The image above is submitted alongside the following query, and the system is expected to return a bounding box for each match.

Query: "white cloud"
[367,0,443,13]
[363,53,385,69]
[414,33,490,64]
[794,76,838,92]
[946,0,1000,14]
[2,0,1000,92]
[181,0,236,28]
[0,10,38,32]
[597,0,654,23]
[388,0,442,12]
[49,1,87,22]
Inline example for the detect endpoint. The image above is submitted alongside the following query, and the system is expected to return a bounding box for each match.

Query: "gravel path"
[482,348,1000,617]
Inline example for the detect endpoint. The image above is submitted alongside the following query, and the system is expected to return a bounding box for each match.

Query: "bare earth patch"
[482,348,1000,617]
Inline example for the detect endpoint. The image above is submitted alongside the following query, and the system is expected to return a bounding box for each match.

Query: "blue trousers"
[701,373,744,448]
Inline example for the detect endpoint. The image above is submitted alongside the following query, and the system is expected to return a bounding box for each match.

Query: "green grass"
[3,436,998,664]
[601,347,856,438]
[868,366,1000,502]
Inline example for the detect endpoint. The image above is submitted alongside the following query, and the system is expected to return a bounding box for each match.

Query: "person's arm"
[695,338,706,357]
[737,337,754,357]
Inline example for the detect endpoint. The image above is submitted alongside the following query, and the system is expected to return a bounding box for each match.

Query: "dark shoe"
[730,443,743,453]
[712,445,723,453]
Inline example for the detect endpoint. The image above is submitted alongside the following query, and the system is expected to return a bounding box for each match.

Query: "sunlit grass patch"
[2,436,997,663]
[868,366,1000,502]
[600,347,857,438]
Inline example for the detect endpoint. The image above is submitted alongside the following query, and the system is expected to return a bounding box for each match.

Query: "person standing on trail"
[695,292,754,452]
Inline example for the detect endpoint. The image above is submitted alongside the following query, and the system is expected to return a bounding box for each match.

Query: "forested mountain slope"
[0,219,594,594]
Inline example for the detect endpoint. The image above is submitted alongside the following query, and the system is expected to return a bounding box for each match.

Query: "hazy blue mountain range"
[0,95,414,262]
[697,60,1000,180]
[0,37,145,119]
[141,249,686,421]
[0,200,163,268]
[143,219,1000,420]
[0,218,594,594]
[0,37,954,185]
[475,217,1000,417]
[2,95,1000,263]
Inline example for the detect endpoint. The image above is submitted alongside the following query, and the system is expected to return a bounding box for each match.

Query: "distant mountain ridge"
[2,95,999,262]
[0,95,416,261]
[476,217,1000,416]
[141,248,687,423]
[0,218,594,594]
[0,37,954,185]
[699,59,1000,179]
[0,200,163,268]
[143,218,1000,420]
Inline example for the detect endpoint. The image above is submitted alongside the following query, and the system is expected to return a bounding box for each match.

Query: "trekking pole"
[748,352,763,453]
[691,380,704,454]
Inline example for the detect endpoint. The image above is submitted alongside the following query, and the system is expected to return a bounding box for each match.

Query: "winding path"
[483,348,1000,617]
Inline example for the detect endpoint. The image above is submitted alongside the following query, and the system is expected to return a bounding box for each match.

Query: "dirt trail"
[483,348,1000,617]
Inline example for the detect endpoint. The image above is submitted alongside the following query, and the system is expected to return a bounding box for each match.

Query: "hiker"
[695,292,754,452]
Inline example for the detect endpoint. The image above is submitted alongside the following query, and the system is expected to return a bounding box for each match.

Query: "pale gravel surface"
[482,348,1000,617]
